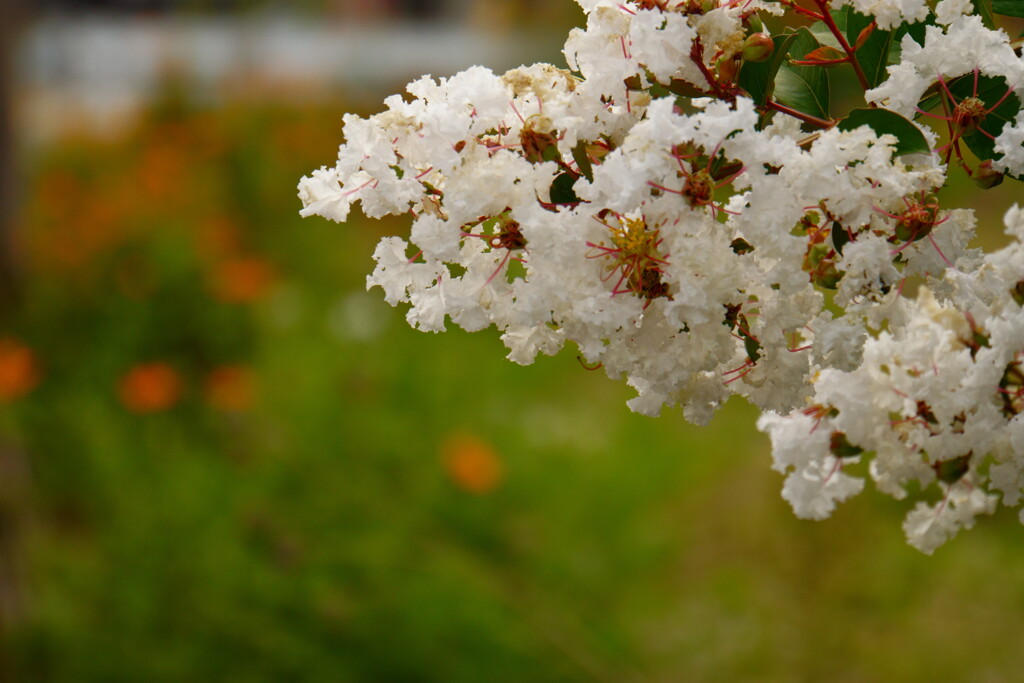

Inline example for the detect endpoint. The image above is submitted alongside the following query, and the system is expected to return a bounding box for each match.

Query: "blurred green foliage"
[2,88,1024,682]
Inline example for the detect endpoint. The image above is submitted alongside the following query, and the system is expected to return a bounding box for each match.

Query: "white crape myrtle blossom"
[831,0,929,30]
[934,0,974,24]
[300,0,1024,551]
[757,411,866,520]
[866,15,1024,119]
[993,110,1024,177]
[761,206,1024,552]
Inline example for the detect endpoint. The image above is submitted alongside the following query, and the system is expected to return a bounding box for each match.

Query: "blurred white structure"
[17,12,554,138]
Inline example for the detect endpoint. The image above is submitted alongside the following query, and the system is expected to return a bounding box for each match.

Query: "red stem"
[812,0,870,91]
[775,0,823,20]
[766,100,835,130]
[689,36,731,101]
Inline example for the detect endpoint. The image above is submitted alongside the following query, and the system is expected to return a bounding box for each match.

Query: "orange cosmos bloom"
[441,433,504,494]
[118,362,182,413]
[0,338,41,402]
[210,256,276,303]
[203,365,257,412]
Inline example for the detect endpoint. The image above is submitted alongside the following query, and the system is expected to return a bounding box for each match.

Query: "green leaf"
[743,333,761,364]
[738,32,797,106]
[665,78,712,98]
[830,431,864,458]
[934,452,972,484]
[844,8,894,88]
[831,221,851,255]
[571,140,593,183]
[730,238,755,255]
[915,87,943,117]
[895,19,929,46]
[972,0,997,27]
[838,108,931,156]
[859,31,894,89]
[805,9,893,88]
[889,17,933,65]
[774,28,831,122]
[807,20,842,50]
[549,172,581,205]
[992,0,1024,16]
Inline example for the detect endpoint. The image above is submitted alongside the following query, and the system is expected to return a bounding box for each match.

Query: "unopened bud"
[972,160,1004,189]
[741,33,774,63]
[716,56,739,83]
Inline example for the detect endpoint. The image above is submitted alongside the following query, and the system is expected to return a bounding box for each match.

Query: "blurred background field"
[3,1,1024,681]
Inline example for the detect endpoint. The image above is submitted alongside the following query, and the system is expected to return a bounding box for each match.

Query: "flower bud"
[716,56,739,83]
[972,160,1004,189]
[741,33,774,63]
[894,192,940,243]
[803,242,841,289]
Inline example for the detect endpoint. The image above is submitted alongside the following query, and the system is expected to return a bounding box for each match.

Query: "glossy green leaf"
[916,86,943,117]
[830,431,864,458]
[889,17,932,65]
[934,453,973,484]
[844,8,894,88]
[774,28,831,122]
[807,20,841,50]
[895,19,930,45]
[831,221,851,255]
[972,0,997,28]
[992,0,1024,16]
[549,172,581,205]
[738,32,797,106]
[571,140,593,183]
[806,10,893,87]
[665,78,712,98]
[838,108,930,156]
[744,333,761,364]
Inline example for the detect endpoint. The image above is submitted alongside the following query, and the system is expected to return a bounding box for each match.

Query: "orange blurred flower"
[195,216,242,262]
[210,256,276,303]
[203,365,257,412]
[118,362,182,413]
[441,433,504,494]
[139,141,187,202]
[0,338,41,402]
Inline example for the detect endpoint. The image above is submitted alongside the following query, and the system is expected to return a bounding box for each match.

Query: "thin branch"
[765,100,835,130]
[813,0,871,91]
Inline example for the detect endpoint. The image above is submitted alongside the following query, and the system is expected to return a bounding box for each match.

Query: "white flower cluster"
[300,0,1024,551]
[760,231,1024,552]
